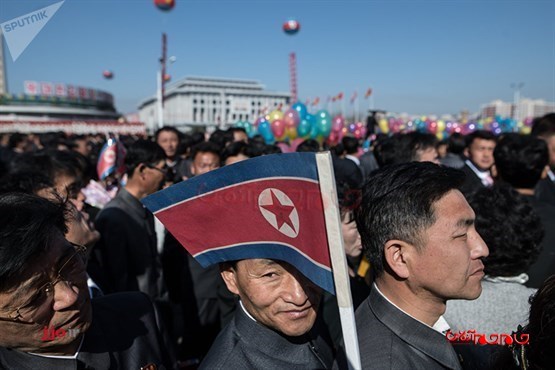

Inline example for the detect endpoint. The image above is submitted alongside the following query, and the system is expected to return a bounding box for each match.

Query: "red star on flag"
[260,190,296,231]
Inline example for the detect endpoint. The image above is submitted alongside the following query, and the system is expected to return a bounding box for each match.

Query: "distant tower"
[0,31,7,94]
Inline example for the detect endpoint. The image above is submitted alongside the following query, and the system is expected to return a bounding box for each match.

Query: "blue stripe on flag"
[195,242,335,294]
[143,152,318,213]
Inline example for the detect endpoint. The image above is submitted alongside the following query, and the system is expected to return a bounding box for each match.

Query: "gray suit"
[200,304,334,369]
[355,286,462,369]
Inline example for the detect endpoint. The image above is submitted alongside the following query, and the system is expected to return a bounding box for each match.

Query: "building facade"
[138,76,291,133]
[481,98,555,121]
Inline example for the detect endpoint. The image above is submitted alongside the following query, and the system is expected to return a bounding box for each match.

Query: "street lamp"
[510,82,524,121]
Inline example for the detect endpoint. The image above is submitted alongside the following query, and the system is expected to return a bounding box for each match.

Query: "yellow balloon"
[437,120,445,132]
[286,126,297,140]
[520,126,531,135]
[269,110,284,123]
[378,119,389,134]
[436,132,444,140]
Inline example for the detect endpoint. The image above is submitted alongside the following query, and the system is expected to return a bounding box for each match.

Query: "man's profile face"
[467,138,496,171]
[541,134,555,169]
[0,232,92,352]
[222,259,322,337]
[405,189,489,301]
[191,152,220,176]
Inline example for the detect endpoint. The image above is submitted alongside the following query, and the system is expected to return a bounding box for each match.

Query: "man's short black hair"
[221,141,254,164]
[493,133,548,189]
[125,139,166,177]
[531,113,555,138]
[465,130,496,148]
[0,193,68,291]
[296,139,320,153]
[467,184,543,277]
[0,171,53,195]
[406,132,437,161]
[447,133,466,155]
[155,126,181,142]
[342,137,359,155]
[355,162,465,277]
[190,141,222,161]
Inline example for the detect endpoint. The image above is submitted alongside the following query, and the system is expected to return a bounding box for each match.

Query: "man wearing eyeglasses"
[93,139,168,300]
[0,193,170,369]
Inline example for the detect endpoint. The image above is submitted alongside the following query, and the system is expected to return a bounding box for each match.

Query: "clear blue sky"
[1,0,554,116]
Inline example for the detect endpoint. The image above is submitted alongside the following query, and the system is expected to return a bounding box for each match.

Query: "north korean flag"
[143,153,334,294]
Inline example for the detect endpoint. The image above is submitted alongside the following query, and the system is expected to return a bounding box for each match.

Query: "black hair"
[374,134,407,167]
[209,129,233,148]
[493,133,548,189]
[531,113,555,138]
[406,132,437,161]
[8,133,26,149]
[10,150,82,187]
[0,193,68,291]
[190,141,222,162]
[467,184,543,277]
[342,137,359,155]
[525,274,555,368]
[155,126,181,142]
[296,139,320,153]
[447,133,466,155]
[465,130,496,148]
[124,139,166,177]
[221,141,253,165]
[0,171,53,195]
[355,162,465,277]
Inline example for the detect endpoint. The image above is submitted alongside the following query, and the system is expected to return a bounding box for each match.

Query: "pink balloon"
[332,115,345,133]
[271,119,286,138]
[284,109,300,129]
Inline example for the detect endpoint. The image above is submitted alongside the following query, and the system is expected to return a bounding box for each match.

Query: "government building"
[138,76,291,133]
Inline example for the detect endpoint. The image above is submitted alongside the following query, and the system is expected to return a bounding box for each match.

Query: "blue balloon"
[315,110,332,137]
[258,120,275,144]
[292,102,308,121]
[298,118,312,137]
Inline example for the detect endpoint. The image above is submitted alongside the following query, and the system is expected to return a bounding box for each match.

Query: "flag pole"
[316,151,362,370]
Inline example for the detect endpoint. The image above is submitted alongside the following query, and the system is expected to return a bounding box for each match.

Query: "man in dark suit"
[0,193,170,369]
[493,133,555,288]
[200,259,335,369]
[94,139,167,299]
[354,162,489,369]
[459,130,496,197]
[532,113,555,206]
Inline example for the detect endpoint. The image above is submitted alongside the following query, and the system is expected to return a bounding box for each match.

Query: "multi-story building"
[481,98,555,121]
[138,76,291,133]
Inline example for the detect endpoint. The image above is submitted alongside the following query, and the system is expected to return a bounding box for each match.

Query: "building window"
[213,100,217,105]
[193,99,197,104]
[226,100,230,105]
[201,100,205,104]
[232,114,236,120]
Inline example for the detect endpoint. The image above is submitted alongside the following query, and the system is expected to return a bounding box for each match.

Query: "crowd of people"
[0,112,554,369]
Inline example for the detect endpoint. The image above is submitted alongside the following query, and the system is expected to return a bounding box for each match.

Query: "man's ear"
[541,165,549,179]
[220,263,240,295]
[383,240,412,279]
[491,164,498,179]
[463,148,469,158]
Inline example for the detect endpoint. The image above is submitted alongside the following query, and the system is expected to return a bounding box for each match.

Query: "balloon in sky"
[102,70,113,79]
[163,74,171,82]
[154,0,175,11]
[283,19,300,35]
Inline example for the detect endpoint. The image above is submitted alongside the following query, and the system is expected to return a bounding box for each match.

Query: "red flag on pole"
[337,92,344,101]
[364,88,373,99]
[312,97,320,106]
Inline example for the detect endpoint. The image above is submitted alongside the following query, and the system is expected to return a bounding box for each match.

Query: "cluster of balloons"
[328,116,367,145]
[234,102,336,144]
[377,115,534,138]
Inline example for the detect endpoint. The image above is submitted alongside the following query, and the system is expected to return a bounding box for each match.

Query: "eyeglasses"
[145,164,168,176]
[0,242,87,325]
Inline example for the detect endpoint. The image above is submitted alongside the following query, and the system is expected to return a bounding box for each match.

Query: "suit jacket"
[535,177,555,207]
[93,188,166,300]
[200,303,335,369]
[355,285,462,369]
[0,292,171,370]
[459,163,485,197]
[523,195,555,288]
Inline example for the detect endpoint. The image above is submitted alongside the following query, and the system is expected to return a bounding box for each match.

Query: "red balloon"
[154,0,175,11]
[163,74,171,82]
[102,70,113,79]
[283,19,300,35]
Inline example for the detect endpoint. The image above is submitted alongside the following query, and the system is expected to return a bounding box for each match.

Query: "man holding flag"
[143,152,360,369]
